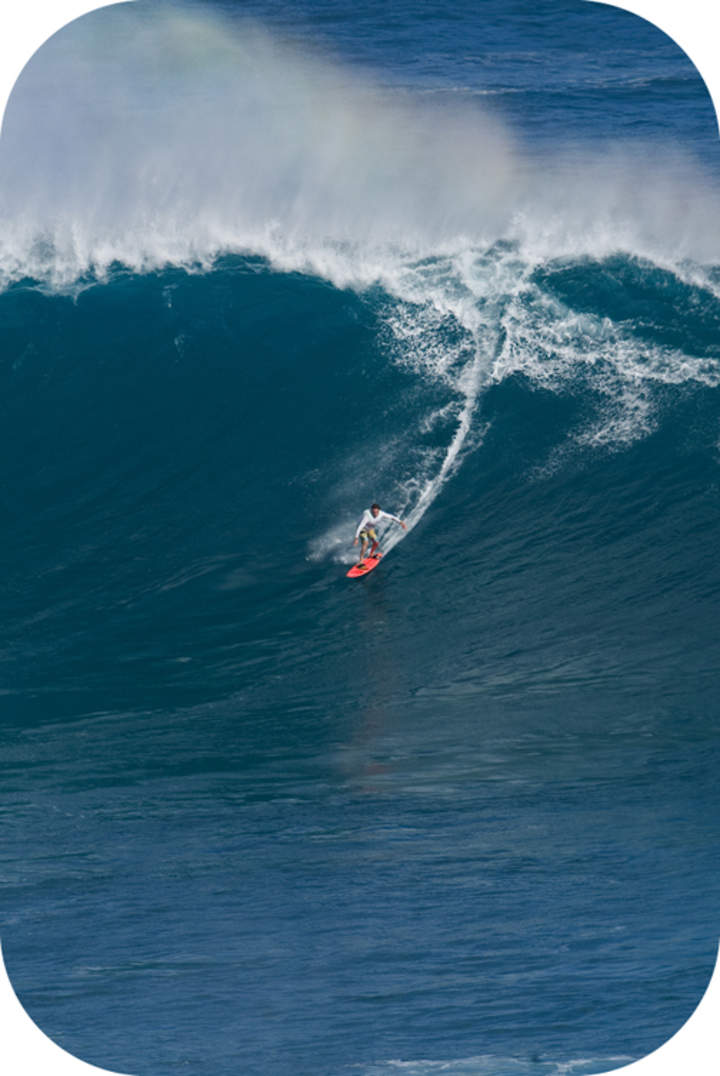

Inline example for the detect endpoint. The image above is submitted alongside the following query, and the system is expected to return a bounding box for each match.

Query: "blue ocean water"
[1,2,719,1074]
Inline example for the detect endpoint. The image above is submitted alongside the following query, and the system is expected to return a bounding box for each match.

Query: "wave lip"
[2,5,720,291]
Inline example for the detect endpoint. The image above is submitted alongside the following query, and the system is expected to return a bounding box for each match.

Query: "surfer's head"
[371,503,380,515]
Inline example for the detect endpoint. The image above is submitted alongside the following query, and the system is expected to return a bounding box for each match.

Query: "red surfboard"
[346,554,382,578]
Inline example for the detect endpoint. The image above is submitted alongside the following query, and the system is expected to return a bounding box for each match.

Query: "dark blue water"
[2,3,720,1074]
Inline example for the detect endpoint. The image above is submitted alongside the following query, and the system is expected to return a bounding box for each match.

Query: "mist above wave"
[1,3,719,289]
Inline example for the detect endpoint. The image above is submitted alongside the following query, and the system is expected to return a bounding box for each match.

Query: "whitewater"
[2,3,720,1075]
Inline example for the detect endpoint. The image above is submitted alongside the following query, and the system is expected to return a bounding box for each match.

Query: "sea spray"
[2,3,720,292]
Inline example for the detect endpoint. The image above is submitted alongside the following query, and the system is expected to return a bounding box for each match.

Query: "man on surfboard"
[354,503,407,561]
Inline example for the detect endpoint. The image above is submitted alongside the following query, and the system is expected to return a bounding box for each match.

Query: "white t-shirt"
[355,508,401,539]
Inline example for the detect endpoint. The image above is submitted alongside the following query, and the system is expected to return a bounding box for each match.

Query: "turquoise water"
[1,3,719,1074]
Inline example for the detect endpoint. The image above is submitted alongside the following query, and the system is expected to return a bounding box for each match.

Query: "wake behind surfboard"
[346,554,382,578]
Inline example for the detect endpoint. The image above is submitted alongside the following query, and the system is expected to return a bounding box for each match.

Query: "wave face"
[3,4,720,1076]
[4,251,720,711]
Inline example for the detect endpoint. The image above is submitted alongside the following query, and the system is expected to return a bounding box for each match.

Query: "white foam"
[359,1055,632,1075]
[3,5,720,288]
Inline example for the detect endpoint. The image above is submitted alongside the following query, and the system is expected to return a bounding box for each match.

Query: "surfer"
[354,503,407,560]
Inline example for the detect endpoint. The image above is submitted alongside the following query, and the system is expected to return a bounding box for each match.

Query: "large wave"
[3,4,720,562]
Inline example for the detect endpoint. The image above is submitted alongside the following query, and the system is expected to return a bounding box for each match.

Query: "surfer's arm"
[354,513,370,540]
[380,511,407,529]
